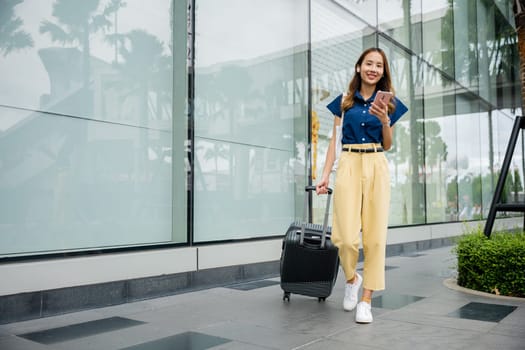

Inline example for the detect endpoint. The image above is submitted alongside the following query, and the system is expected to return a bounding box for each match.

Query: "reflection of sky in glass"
[311,0,369,43]
[195,0,307,67]
[9,0,171,60]
[0,0,170,115]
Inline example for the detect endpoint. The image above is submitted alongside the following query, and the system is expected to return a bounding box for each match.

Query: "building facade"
[0,0,523,323]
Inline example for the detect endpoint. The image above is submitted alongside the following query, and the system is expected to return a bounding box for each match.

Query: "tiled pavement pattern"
[1,246,524,350]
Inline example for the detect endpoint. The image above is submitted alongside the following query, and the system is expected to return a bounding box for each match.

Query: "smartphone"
[374,90,393,105]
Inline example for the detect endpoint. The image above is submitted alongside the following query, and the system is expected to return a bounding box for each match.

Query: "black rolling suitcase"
[280,186,339,302]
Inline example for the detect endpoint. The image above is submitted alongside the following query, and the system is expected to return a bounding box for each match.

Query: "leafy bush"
[454,227,525,297]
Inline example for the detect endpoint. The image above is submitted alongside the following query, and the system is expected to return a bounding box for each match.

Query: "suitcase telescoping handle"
[300,186,333,248]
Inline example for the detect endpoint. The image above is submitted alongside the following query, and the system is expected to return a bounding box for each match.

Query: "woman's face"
[358,51,384,87]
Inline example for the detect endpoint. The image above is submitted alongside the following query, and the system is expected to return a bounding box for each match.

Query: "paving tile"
[291,338,381,350]
[201,320,322,350]
[210,340,277,349]
[380,308,497,333]
[490,322,525,339]
[0,335,51,350]
[331,318,480,350]
[386,296,471,316]
[472,331,525,350]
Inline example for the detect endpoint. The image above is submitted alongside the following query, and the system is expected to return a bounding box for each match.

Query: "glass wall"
[0,0,521,258]
[0,0,181,256]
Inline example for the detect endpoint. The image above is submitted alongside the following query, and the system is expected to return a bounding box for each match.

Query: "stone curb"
[443,278,525,302]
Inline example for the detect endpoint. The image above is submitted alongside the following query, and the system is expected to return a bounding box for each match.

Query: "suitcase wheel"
[283,292,290,302]
[318,297,326,302]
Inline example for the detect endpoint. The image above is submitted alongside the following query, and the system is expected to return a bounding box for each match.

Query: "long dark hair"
[342,47,396,114]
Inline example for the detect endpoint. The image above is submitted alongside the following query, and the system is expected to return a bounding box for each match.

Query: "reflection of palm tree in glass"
[443,0,518,86]
[213,66,253,193]
[401,0,426,223]
[104,0,126,64]
[424,121,448,207]
[208,65,253,129]
[112,29,167,121]
[204,144,228,174]
[393,124,409,183]
[0,0,34,56]
[39,0,116,87]
[111,30,168,186]
[395,119,447,220]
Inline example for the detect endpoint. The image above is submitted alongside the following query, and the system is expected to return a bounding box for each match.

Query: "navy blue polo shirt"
[326,91,408,145]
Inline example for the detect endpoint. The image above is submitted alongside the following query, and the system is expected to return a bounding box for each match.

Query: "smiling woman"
[316,47,408,323]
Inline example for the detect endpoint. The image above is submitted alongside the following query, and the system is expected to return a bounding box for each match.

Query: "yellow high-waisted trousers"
[332,143,390,291]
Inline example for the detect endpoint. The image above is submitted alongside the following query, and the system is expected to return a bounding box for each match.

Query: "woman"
[316,47,408,324]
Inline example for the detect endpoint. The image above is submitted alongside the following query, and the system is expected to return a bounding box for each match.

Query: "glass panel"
[0,0,177,257]
[453,0,479,90]
[493,5,520,110]
[477,0,496,104]
[456,95,482,221]
[193,0,308,241]
[422,0,454,78]
[494,0,515,25]
[378,0,422,54]
[479,107,495,219]
[423,65,458,224]
[193,139,293,241]
[330,0,377,27]
[0,107,173,255]
[379,38,425,226]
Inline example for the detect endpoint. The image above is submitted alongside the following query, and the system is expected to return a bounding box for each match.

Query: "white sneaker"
[343,272,362,311]
[355,301,373,323]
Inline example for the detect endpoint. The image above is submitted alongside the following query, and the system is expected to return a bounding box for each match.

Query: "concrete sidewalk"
[1,246,524,349]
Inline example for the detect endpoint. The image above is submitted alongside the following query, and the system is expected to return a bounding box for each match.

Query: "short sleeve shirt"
[326,91,408,145]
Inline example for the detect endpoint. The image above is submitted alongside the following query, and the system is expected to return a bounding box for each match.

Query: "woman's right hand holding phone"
[371,90,392,125]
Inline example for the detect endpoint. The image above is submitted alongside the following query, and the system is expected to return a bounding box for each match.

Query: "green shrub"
[454,227,525,297]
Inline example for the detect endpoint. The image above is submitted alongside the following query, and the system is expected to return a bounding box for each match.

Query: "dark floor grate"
[448,302,517,322]
[225,279,280,291]
[119,331,231,350]
[372,293,425,310]
[18,316,145,344]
